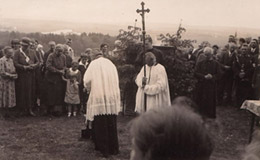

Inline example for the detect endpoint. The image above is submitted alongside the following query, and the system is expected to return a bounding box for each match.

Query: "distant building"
[0,25,17,32]
[42,29,81,35]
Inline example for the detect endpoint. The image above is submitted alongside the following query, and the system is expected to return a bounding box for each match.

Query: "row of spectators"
[184,36,260,107]
[0,37,94,117]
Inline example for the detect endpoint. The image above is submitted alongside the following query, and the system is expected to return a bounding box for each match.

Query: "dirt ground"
[0,105,256,160]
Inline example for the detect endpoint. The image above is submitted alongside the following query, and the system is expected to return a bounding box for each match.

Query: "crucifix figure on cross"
[136,2,150,112]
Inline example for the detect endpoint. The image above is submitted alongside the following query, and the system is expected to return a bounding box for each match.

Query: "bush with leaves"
[115,23,198,107]
[110,26,143,113]
[158,24,197,99]
[164,51,197,99]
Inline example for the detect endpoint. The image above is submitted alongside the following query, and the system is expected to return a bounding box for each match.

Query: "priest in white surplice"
[135,52,171,113]
[83,49,120,157]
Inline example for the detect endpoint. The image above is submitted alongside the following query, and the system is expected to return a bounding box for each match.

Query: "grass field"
[0,105,255,160]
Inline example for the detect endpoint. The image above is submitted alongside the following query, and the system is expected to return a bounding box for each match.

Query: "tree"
[157,22,197,99]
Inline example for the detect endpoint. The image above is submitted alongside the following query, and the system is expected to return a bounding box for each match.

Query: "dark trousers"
[92,115,119,156]
[218,75,234,105]
[236,80,253,107]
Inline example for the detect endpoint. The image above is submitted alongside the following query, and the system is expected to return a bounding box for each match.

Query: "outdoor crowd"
[0,35,260,159]
[185,35,260,119]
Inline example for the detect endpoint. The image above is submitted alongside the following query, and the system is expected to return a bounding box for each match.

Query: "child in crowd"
[63,61,81,117]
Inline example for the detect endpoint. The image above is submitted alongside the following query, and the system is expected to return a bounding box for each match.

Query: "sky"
[0,0,260,29]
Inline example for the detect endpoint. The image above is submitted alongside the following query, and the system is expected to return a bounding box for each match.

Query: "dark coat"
[252,55,260,99]
[13,48,39,109]
[195,59,221,118]
[45,53,67,106]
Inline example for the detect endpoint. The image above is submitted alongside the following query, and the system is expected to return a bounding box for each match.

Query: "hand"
[25,65,33,70]
[11,74,18,80]
[24,66,31,70]
[28,66,34,70]
[224,65,231,70]
[0,73,7,78]
[29,64,37,69]
[205,74,213,80]
[207,74,213,79]
[58,70,65,75]
[239,72,245,78]
[84,86,91,93]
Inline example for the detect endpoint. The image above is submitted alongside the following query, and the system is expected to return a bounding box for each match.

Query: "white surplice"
[83,57,121,121]
[135,63,171,113]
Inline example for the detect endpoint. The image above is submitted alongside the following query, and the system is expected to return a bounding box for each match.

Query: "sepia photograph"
[0,0,260,159]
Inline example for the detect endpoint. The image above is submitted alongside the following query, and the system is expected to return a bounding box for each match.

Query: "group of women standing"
[0,37,39,117]
[0,37,87,118]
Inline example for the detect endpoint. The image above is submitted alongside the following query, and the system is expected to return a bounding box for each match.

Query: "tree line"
[0,31,117,57]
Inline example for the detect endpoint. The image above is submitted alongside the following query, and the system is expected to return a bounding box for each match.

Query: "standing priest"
[194,47,222,119]
[83,48,120,157]
[135,52,171,113]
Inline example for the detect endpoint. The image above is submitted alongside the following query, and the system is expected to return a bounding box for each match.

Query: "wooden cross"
[136,2,150,112]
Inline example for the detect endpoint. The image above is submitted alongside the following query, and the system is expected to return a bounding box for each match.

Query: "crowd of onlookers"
[184,35,260,113]
[0,35,260,159]
[0,37,118,118]
[0,35,260,119]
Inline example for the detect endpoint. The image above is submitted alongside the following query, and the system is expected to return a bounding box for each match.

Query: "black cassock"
[195,59,221,118]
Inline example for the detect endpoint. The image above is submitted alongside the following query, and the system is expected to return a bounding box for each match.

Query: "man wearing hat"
[218,43,237,106]
[43,41,56,72]
[13,37,39,116]
[64,38,75,60]
[233,45,254,107]
[110,40,124,59]
[11,39,20,51]
[135,36,164,69]
[83,48,120,157]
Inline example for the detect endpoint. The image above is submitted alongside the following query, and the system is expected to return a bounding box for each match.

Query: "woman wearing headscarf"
[45,44,67,116]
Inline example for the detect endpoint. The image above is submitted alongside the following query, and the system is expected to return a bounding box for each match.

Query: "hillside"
[1,18,260,47]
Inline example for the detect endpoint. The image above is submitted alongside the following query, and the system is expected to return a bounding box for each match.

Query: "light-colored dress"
[0,56,17,108]
[135,64,171,113]
[64,69,81,105]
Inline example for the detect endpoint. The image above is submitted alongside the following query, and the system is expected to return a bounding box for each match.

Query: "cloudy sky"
[0,0,260,29]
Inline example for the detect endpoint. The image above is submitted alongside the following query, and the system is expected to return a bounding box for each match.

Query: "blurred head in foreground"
[171,96,199,114]
[130,105,213,160]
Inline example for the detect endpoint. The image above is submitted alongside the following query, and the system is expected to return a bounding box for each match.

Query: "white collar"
[69,68,79,74]
[79,61,88,68]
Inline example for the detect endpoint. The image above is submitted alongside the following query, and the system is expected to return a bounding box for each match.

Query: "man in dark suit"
[135,36,164,70]
[248,39,259,57]
[218,43,237,106]
[232,45,254,107]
